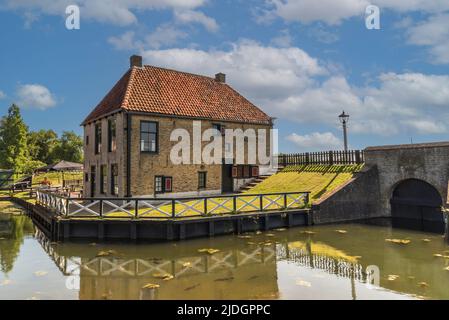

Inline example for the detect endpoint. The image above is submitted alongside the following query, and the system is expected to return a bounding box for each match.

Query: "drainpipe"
[126,112,132,198]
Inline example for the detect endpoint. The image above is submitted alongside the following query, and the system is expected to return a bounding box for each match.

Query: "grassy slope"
[245,164,364,202]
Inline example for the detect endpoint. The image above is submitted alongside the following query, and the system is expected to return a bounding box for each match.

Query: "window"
[155,176,173,194]
[164,177,173,193]
[111,164,118,195]
[243,165,250,178]
[140,121,158,153]
[100,165,107,194]
[108,118,117,152]
[212,123,225,136]
[95,123,102,154]
[251,166,259,177]
[155,176,163,194]
[198,172,207,189]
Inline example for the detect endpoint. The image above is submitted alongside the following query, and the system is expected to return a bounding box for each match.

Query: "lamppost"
[339,111,350,151]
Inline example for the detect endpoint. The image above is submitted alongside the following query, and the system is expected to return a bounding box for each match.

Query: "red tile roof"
[82,66,272,125]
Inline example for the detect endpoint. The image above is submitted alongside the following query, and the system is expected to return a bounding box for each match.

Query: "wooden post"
[355,150,361,164]
[305,152,310,165]
[329,151,334,165]
[172,200,176,218]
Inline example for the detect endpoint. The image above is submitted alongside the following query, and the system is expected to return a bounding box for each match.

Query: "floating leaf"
[388,275,400,281]
[422,239,431,243]
[142,283,160,290]
[96,250,120,257]
[295,279,312,287]
[184,284,200,291]
[274,228,287,232]
[255,231,262,235]
[264,242,273,246]
[198,248,220,255]
[265,234,275,237]
[152,273,173,281]
[238,235,252,239]
[335,230,348,234]
[182,262,192,268]
[247,241,256,245]
[408,276,416,280]
[418,282,429,288]
[444,267,449,271]
[214,277,234,282]
[301,231,316,235]
[385,239,411,245]
[34,271,48,277]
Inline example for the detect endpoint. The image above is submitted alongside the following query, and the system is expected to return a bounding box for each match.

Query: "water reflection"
[1,203,449,300]
[0,205,35,274]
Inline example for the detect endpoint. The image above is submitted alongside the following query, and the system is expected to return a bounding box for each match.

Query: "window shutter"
[251,166,259,177]
[232,166,238,178]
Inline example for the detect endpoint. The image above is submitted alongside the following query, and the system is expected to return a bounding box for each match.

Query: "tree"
[27,129,59,164]
[0,104,29,172]
[52,131,83,163]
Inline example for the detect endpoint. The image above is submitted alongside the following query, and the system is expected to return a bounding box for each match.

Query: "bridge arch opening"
[390,179,445,233]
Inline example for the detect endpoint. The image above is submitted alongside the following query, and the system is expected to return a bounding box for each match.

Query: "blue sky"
[1,0,449,152]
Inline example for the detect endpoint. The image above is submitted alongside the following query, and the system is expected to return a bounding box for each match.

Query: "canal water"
[1,202,448,300]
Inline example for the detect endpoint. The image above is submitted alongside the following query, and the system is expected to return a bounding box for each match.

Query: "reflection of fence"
[35,190,310,219]
[36,229,364,282]
[277,150,365,167]
[36,230,275,279]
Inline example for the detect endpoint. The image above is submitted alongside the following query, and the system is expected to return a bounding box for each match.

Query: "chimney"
[215,73,226,83]
[130,55,142,68]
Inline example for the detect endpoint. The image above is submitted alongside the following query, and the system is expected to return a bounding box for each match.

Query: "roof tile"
[82,66,272,125]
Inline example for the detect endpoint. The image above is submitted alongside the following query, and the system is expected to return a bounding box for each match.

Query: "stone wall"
[312,166,383,224]
[364,142,449,215]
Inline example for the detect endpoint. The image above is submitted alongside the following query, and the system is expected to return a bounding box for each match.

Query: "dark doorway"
[390,179,444,233]
[221,163,234,193]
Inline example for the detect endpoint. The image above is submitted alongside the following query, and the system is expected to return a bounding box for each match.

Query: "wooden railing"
[35,190,310,219]
[277,150,364,167]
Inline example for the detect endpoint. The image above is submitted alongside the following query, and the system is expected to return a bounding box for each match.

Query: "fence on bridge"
[35,190,310,219]
[276,150,364,167]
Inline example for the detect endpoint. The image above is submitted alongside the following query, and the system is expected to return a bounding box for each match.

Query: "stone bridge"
[313,141,449,233]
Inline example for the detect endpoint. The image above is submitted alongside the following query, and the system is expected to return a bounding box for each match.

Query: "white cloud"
[145,24,188,49]
[286,132,342,151]
[141,42,449,136]
[142,40,326,100]
[406,13,449,64]
[1,0,208,26]
[0,91,5,99]
[263,0,449,25]
[108,31,141,51]
[270,29,293,47]
[16,84,56,110]
[174,10,219,32]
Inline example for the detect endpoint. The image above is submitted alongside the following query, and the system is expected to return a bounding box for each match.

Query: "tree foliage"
[0,104,84,173]
[0,104,29,172]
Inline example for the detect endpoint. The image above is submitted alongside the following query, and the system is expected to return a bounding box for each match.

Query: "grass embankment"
[245,164,364,202]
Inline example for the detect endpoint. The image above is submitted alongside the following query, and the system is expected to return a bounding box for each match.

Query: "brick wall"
[84,113,272,198]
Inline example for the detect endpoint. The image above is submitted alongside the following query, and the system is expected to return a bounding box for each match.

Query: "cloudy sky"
[1,0,449,152]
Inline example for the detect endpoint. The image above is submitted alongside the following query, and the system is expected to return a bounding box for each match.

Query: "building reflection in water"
[36,230,366,300]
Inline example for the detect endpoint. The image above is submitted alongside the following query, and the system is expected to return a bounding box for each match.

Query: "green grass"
[245,164,363,202]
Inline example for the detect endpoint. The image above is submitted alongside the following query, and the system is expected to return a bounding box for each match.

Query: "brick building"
[81,55,273,198]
